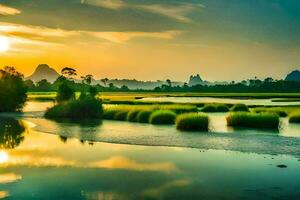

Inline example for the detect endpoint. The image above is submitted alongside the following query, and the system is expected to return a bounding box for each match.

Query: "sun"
[0,36,10,53]
[0,151,8,164]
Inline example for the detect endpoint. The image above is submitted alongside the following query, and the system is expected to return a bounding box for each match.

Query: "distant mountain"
[188,74,203,86]
[27,64,60,83]
[285,70,300,82]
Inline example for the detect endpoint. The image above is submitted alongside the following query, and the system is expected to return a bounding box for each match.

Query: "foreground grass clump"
[126,110,141,122]
[231,104,249,112]
[176,113,209,131]
[289,112,300,123]
[201,104,229,112]
[226,112,280,129]
[137,110,153,123]
[149,110,177,124]
[45,97,103,120]
[114,110,128,121]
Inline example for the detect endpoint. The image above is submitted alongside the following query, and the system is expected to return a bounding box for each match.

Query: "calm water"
[0,101,299,199]
[141,97,300,106]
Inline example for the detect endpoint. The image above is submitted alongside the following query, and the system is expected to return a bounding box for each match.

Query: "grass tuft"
[137,110,153,123]
[226,112,280,129]
[231,104,249,112]
[201,104,229,112]
[126,110,141,122]
[289,112,300,123]
[114,111,128,121]
[176,113,209,132]
[149,110,177,125]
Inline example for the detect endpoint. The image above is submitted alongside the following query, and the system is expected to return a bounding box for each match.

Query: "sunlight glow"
[0,36,10,52]
[0,151,8,164]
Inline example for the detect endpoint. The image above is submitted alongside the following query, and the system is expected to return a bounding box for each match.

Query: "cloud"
[136,3,203,23]
[89,30,182,43]
[0,22,182,44]
[88,156,177,172]
[0,4,21,16]
[81,0,125,10]
[0,173,22,184]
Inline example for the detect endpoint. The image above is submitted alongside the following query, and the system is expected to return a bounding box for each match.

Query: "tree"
[166,79,172,87]
[101,78,109,87]
[56,82,75,103]
[0,66,27,112]
[81,74,93,85]
[61,67,77,80]
[36,79,52,91]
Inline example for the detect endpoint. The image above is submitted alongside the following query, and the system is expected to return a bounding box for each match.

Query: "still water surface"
[0,101,299,199]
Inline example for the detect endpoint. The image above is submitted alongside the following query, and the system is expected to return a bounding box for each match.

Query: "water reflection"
[0,117,26,149]
[0,128,299,200]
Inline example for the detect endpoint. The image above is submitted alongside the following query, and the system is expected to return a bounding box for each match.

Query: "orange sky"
[0,0,299,81]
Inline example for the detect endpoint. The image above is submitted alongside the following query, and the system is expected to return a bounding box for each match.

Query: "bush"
[137,110,152,123]
[176,113,209,131]
[45,97,103,120]
[289,112,300,123]
[231,104,249,112]
[126,110,140,122]
[149,110,177,125]
[226,112,280,129]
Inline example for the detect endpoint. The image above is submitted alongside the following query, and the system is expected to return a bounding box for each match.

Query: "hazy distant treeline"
[25,78,300,93]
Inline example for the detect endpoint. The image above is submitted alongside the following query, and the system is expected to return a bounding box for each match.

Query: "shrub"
[226,112,280,129]
[231,104,249,112]
[289,112,300,123]
[126,110,141,122]
[149,110,177,125]
[45,97,103,120]
[176,113,209,131]
[137,110,152,123]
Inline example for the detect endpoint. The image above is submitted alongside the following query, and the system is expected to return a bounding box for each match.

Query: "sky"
[0,0,299,81]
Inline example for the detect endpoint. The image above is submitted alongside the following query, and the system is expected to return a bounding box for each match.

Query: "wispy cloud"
[136,3,204,23]
[79,1,202,23]
[81,0,125,10]
[0,4,21,15]
[0,22,182,44]
[89,30,182,43]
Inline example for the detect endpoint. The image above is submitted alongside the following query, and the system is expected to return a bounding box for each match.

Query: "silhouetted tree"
[0,66,27,112]
[61,67,77,80]
[56,82,75,103]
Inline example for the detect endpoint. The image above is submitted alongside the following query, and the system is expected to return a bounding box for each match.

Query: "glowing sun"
[0,151,8,164]
[0,36,10,53]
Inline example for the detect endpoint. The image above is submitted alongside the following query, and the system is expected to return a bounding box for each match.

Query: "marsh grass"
[137,110,153,123]
[201,104,229,112]
[126,110,141,122]
[253,107,288,117]
[45,97,103,120]
[289,112,300,123]
[231,104,249,112]
[176,113,209,132]
[114,111,128,121]
[149,110,177,124]
[226,112,280,129]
